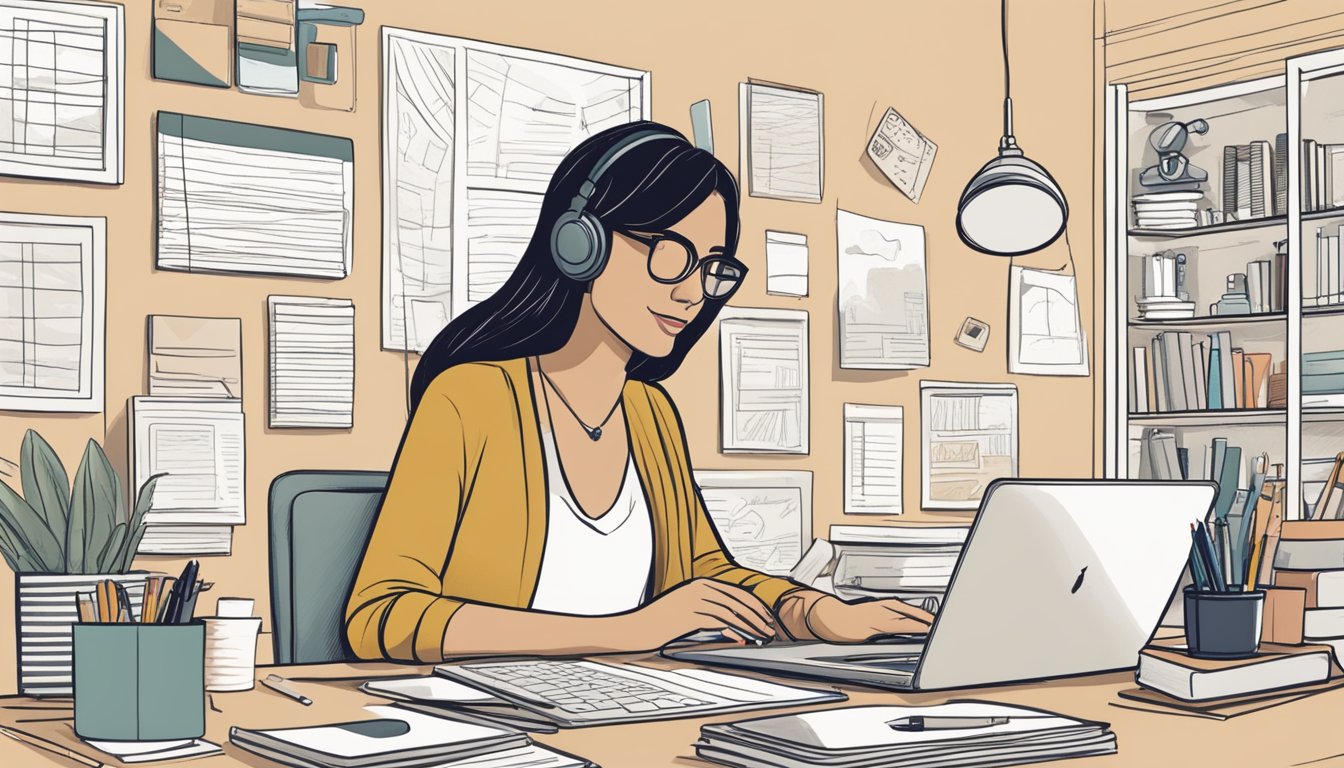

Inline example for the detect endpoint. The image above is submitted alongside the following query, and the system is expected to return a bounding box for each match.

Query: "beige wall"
[0,0,1100,692]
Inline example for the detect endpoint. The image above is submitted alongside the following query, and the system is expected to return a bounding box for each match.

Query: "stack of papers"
[696,701,1116,768]
[267,296,356,428]
[361,675,559,733]
[85,738,222,763]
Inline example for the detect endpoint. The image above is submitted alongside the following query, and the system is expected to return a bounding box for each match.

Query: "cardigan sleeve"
[344,371,476,663]
[643,383,806,611]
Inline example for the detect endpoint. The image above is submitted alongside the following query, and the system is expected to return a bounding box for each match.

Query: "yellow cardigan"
[345,357,802,662]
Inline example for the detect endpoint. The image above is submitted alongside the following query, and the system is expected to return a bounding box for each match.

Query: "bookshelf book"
[1107,46,1344,523]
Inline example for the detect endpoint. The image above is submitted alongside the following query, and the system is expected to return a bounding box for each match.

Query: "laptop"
[666,479,1217,691]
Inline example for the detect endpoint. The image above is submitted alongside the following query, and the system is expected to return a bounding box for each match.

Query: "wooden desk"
[1,655,1340,767]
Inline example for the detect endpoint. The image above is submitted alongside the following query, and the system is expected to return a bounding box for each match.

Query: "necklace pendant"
[588,426,602,441]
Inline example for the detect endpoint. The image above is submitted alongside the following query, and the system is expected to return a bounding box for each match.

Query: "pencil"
[0,724,103,768]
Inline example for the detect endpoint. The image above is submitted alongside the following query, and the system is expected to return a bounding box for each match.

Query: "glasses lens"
[647,238,695,282]
[703,259,744,298]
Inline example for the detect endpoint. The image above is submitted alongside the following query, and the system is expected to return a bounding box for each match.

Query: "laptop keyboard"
[455,660,711,715]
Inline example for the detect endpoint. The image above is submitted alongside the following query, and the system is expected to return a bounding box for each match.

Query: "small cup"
[203,616,263,692]
[1184,586,1265,659]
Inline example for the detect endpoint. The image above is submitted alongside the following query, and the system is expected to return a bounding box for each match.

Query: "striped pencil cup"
[73,622,205,740]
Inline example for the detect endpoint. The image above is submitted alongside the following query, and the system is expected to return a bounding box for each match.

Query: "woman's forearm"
[441,603,635,658]
[774,588,834,641]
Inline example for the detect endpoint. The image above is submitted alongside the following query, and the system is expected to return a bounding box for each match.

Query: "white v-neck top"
[529,429,653,615]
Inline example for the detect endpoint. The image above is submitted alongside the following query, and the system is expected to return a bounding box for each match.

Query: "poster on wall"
[920,381,1019,510]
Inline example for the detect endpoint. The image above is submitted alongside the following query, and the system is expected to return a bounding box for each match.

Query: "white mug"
[203,617,262,692]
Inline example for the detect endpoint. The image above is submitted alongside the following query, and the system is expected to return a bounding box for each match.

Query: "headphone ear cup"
[550,210,608,282]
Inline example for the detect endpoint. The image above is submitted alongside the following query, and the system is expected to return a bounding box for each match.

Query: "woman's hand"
[612,578,777,651]
[805,595,934,643]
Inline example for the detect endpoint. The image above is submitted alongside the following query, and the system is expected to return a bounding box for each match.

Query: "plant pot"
[16,572,150,696]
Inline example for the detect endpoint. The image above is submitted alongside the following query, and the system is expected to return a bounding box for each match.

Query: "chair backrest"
[268,469,388,665]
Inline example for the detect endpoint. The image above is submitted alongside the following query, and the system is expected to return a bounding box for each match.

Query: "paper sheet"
[148,315,242,398]
[0,1,123,184]
[0,213,104,412]
[694,470,812,574]
[837,210,930,369]
[920,381,1019,510]
[381,29,647,349]
[739,82,824,203]
[268,296,355,429]
[1009,266,1089,376]
[866,107,937,203]
[718,307,809,454]
[843,404,904,515]
[156,113,353,279]
[766,230,808,297]
[131,396,245,526]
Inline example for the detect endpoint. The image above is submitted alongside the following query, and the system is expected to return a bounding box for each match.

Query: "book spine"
[1152,336,1169,412]
[1224,145,1239,217]
[1250,140,1267,218]
[1133,347,1150,412]
[1218,332,1236,410]
[1178,331,1199,411]
[1275,132,1289,216]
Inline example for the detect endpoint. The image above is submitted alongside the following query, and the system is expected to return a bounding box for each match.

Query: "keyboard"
[435,657,845,726]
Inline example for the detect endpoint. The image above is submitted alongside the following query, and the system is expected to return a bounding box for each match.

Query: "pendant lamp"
[956,0,1069,256]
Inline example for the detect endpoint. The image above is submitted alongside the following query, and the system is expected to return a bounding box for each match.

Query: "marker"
[262,674,313,706]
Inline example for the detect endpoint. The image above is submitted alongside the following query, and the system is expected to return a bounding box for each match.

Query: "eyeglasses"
[617,229,747,299]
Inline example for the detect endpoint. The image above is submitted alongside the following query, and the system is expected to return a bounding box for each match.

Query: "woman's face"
[589,192,728,359]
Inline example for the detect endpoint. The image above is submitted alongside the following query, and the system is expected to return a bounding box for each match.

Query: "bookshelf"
[1107,46,1344,521]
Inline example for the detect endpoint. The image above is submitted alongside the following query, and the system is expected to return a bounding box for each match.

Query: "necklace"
[537,360,622,441]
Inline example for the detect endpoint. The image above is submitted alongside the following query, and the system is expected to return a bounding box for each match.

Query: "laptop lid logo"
[1071,566,1088,594]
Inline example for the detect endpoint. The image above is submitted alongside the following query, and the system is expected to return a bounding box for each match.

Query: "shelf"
[1129,313,1286,329]
[1128,409,1286,426]
[1305,207,1344,222]
[1304,305,1344,318]
[1305,407,1344,423]
[1129,216,1286,239]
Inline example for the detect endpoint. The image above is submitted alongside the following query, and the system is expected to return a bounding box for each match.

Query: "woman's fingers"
[702,596,775,640]
[693,608,768,642]
[879,599,935,625]
[699,580,775,628]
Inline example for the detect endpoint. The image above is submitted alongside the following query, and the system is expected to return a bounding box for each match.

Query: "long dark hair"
[409,120,741,412]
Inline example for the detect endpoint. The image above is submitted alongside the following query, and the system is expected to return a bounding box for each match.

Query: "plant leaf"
[0,512,32,571]
[118,474,164,573]
[76,440,120,575]
[0,477,62,571]
[19,430,68,560]
[97,522,126,573]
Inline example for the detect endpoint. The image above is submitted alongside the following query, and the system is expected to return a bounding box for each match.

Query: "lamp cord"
[1001,0,1011,138]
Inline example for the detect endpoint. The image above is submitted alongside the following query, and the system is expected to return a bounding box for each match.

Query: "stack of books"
[1129,637,1339,715]
[1303,350,1344,408]
[1133,190,1202,229]
[1136,250,1195,319]
[1222,138,1280,220]
[696,701,1117,768]
[1275,520,1344,660]
[1302,138,1344,212]
[1131,331,1274,413]
[1312,226,1344,306]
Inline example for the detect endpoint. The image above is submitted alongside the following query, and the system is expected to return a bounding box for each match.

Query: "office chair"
[268,469,388,665]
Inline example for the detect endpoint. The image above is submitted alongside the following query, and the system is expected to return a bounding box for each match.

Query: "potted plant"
[1,429,162,696]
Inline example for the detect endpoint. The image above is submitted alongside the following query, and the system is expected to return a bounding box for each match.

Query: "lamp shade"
[956,147,1068,256]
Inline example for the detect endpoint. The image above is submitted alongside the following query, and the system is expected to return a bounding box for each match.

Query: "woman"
[345,121,933,663]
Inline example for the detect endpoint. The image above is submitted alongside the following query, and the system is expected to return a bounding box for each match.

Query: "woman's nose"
[671,271,704,306]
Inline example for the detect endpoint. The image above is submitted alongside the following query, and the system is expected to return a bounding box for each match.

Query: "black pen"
[887,716,1010,732]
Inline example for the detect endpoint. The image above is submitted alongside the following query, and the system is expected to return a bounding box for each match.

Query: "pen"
[262,674,313,706]
[887,716,1010,731]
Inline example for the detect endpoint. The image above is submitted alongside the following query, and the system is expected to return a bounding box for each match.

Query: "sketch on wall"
[268,295,355,429]
[1009,266,1089,376]
[865,106,937,204]
[148,315,243,399]
[693,470,812,576]
[921,381,1019,510]
[837,209,930,369]
[719,307,809,454]
[0,0,123,184]
[156,112,354,279]
[382,28,649,351]
[739,81,824,203]
[0,212,104,412]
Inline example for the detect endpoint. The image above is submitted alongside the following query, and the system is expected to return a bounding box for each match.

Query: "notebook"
[228,705,529,768]
[696,700,1116,768]
[360,675,559,733]
[1137,640,1335,701]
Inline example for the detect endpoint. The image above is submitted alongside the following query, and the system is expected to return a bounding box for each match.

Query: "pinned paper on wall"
[148,315,243,398]
[921,381,1019,510]
[1009,266,1089,376]
[719,307,809,454]
[693,470,812,575]
[740,81,824,203]
[866,106,937,204]
[837,209,930,369]
[766,231,809,297]
[844,404,904,515]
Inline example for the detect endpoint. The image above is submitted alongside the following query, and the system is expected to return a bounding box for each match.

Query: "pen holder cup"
[73,622,205,740]
[1184,587,1265,659]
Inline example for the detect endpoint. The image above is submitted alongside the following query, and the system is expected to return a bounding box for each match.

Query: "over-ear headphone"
[550,127,688,282]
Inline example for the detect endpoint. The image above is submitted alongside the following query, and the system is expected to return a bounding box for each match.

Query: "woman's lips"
[651,310,688,335]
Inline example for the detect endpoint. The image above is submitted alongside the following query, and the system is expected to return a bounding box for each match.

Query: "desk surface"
[1,654,1341,768]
